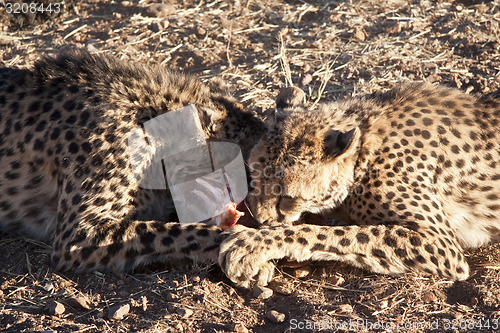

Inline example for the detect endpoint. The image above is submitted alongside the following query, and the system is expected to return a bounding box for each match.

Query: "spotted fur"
[219,83,500,288]
[0,50,264,272]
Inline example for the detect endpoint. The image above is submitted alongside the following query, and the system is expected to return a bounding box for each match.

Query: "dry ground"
[1,0,500,332]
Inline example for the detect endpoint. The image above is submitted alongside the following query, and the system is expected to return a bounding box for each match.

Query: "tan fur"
[220,82,500,287]
[0,50,265,272]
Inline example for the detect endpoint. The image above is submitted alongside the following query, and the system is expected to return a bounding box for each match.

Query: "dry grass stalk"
[278,32,293,88]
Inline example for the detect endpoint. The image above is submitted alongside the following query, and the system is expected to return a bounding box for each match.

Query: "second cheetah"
[220,82,500,288]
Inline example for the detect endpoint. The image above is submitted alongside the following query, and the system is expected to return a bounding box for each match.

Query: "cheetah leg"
[219,224,469,288]
[51,177,223,271]
[52,218,223,272]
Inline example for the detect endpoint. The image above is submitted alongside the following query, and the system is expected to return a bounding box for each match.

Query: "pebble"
[228,322,249,333]
[144,4,176,18]
[252,285,273,299]
[327,274,345,286]
[67,296,91,310]
[149,20,169,32]
[108,303,130,320]
[353,27,366,41]
[42,282,54,293]
[196,27,206,36]
[271,282,292,296]
[46,300,65,316]
[385,21,401,35]
[332,304,353,314]
[166,292,179,302]
[293,265,312,278]
[176,307,193,318]
[266,310,285,323]
[300,73,313,86]
[194,293,205,303]
[87,44,99,53]
[421,291,437,303]
[166,304,176,313]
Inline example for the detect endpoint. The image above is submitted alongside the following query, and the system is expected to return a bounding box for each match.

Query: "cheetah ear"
[323,127,360,159]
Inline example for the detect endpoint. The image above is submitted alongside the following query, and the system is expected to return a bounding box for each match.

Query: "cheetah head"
[247,103,362,225]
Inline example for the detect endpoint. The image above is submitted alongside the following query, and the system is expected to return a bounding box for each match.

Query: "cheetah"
[0,50,264,272]
[219,82,500,288]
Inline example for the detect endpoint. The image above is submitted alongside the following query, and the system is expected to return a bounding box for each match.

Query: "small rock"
[276,86,306,109]
[176,307,193,318]
[293,265,312,278]
[67,296,91,310]
[228,322,249,333]
[270,282,292,296]
[85,43,99,53]
[300,73,313,86]
[353,27,366,41]
[332,304,353,314]
[0,289,4,298]
[196,27,206,36]
[192,276,201,283]
[108,303,130,320]
[144,3,175,18]
[252,285,273,299]
[194,294,205,303]
[421,291,437,303]
[377,299,389,309]
[166,292,179,302]
[46,300,65,316]
[166,304,176,313]
[385,21,401,35]
[149,20,169,32]
[174,323,184,332]
[140,296,148,311]
[42,282,54,292]
[266,310,285,323]
[426,74,442,83]
[327,274,345,286]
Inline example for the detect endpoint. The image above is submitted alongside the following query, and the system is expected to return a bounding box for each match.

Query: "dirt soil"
[1,0,500,332]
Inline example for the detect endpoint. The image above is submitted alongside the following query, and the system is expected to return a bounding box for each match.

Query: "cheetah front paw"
[218,225,281,288]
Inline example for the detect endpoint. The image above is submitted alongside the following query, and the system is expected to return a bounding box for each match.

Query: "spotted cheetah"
[219,83,500,288]
[0,50,264,272]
